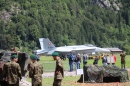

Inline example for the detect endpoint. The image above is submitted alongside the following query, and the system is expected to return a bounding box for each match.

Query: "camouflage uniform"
[29,61,43,86]
[120,53,126,69]
[3,61,22,86]
[53,57,64,86]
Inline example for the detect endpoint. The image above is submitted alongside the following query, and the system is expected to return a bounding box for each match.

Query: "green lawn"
[39,54,130,72]
[27,75,81,86]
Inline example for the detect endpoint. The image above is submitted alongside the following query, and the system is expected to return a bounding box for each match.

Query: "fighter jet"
[34,38,96,55]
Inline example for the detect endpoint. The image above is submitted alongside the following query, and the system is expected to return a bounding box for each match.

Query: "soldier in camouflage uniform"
[3,55,22,86]
[0,52,8,86]
[120,51,126,69]
[52,52,64,86]
[28,54,43,86]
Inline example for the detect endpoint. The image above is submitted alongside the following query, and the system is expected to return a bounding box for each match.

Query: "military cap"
[52,52,59,56]
[30,54,37,60]
[11,55,18,59]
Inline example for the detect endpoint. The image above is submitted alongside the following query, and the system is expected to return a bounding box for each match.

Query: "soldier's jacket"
[3,61,22,84]
[120,53,126,63]
[29,61,43,85]
[54,57,64,80]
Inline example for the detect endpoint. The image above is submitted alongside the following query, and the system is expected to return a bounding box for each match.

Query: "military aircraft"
[34,38,96,56]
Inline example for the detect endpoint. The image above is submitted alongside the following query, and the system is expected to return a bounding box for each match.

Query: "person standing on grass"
[102,54,107,66]
[106,54,110,65]
[52,52,64,86]
[28,54,43,86]
[83,52,88,66]
[120,51,126,69]
[111,53,116,66]
[75,53,81,69]
[68,52,74,72]
[93,55,99,65]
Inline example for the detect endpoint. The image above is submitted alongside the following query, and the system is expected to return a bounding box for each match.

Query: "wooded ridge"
[0,0,130,54]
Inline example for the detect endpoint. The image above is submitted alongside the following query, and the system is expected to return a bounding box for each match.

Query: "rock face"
[0,3,20,22]
[92,0,121,11]
[0,10,11,21]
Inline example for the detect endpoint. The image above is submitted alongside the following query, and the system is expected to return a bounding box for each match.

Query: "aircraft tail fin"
[39,38,55,50]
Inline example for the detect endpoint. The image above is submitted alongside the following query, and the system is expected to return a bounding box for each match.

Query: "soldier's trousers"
[8,82,19,86]
[53,79,62,86]
[121,63,125,69]
[8,84,18,86]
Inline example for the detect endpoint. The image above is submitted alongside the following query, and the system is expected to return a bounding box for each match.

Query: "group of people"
[67,51,126,72]
[0,51,64,86]
[94,51,126,69]
[0,49,126,86]
[0,53,43,86]
[67,52,88,72]
[93,53,117,66]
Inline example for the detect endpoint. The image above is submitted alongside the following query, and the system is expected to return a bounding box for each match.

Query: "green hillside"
[0,0,130,54]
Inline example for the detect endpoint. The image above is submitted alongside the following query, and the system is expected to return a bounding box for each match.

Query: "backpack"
[0,59,5,76]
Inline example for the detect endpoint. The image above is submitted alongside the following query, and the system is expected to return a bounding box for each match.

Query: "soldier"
[28,54,43,86]
[120,51,126,69]
[32,51,40,61]
[0,52,8,86]
[3,55,22,86]
[52,52,64,86]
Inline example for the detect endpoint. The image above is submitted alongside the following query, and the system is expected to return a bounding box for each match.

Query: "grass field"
[39,54,130,72]
[27,54,130,86]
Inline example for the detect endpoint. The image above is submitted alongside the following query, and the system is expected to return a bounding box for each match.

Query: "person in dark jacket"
[67,52,74,72]
[93,55,99,65]
[83,52,88,66]
[102,55,107,66]
[75,53,81,69]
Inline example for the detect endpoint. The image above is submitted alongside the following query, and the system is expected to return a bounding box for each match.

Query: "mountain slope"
[0,0,130,53]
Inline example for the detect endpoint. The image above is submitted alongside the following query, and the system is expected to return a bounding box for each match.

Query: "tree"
[2,34,14,49]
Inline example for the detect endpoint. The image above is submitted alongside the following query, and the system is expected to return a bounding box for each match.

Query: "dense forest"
[0,0,130,54]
